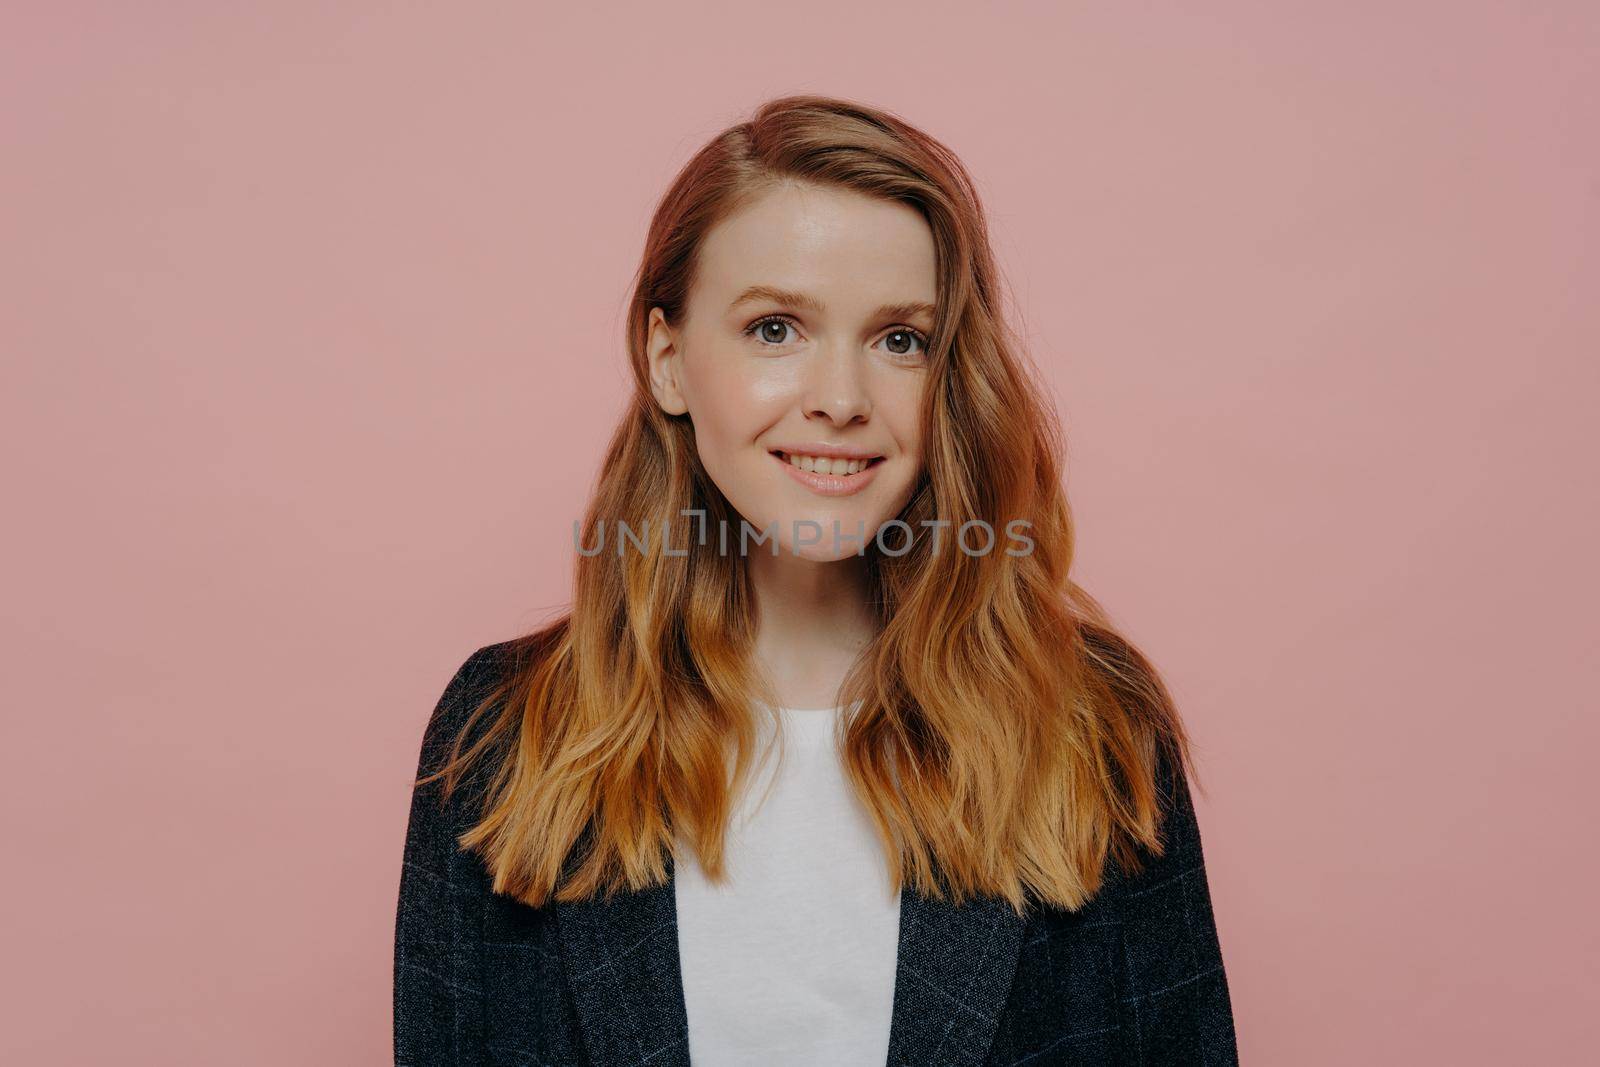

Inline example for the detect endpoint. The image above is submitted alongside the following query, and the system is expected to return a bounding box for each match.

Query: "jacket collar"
[547,851,1027,1066]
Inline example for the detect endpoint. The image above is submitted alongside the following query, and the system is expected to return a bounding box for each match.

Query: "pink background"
[3,2,1596,1063]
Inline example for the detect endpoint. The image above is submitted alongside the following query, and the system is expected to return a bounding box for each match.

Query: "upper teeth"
[783,453,873,475]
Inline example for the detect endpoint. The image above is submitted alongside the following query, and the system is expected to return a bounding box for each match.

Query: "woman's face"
[647,181,934,562]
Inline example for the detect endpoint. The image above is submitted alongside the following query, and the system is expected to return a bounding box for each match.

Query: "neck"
[746,548,877,709]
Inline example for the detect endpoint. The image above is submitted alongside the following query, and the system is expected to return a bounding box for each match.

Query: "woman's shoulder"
[426,629,560,741]
[1100,737,1210,902]
[426,641,518,736]
[412,637,536,809]
[451,639,524,694]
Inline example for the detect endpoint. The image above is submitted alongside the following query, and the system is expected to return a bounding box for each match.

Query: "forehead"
[691,181,937,314]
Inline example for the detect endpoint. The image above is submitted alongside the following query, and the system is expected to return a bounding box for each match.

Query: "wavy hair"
[418,94,1201,916]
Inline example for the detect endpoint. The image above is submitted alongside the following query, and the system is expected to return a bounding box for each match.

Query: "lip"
[770,450,885,497]
[768,441,885,462]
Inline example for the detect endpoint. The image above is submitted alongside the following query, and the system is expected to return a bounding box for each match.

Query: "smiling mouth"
[770,450,886,476]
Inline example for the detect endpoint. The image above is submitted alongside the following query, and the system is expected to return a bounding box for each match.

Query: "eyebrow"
[728,284,936,324]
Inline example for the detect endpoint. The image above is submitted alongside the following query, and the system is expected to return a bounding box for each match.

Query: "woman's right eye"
[745,315,800,346]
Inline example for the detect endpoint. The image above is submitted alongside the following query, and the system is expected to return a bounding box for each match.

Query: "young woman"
[395,95,1238,1066]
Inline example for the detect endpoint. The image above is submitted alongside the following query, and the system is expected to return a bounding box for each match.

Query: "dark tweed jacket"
[395,642,1238,1066]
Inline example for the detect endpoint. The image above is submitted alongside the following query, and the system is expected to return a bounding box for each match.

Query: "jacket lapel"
[884,881,1028,1066]
[552,849,1026,1067]
[553,850,693,1066]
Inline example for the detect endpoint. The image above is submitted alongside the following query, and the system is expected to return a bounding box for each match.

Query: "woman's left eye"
[878,328,928,359]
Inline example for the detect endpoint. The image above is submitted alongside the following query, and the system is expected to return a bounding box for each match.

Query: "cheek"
[733,360,805,410]
[886,388,927,465]
[683,352,787,459]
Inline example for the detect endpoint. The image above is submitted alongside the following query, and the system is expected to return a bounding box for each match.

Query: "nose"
[799,338,871,427]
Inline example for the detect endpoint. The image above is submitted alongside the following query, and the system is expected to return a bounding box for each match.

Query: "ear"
[646,307,689,416]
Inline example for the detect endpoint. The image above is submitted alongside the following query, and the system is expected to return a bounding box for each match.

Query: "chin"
[786,542,868,564]
[775,511,888,561]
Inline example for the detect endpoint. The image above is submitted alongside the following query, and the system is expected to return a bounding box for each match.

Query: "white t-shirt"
[673,701,902,1066]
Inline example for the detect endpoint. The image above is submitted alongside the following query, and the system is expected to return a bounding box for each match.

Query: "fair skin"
[646,180,937,710]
